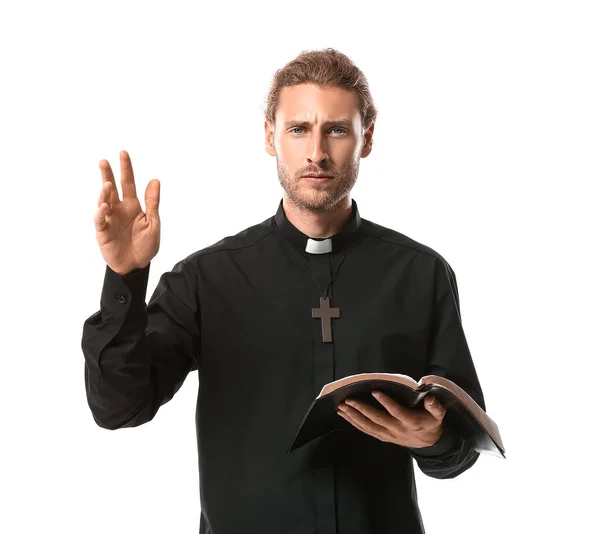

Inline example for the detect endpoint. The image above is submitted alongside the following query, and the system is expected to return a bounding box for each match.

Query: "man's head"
[264,48,377,213]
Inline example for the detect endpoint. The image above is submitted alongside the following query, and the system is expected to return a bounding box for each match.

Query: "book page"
[318,372,419,398]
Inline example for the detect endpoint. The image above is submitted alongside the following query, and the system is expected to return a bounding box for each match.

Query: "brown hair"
[264,48,377,132]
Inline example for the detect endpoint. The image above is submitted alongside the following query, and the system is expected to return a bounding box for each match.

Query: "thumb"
[145,179,160,220]
[424,395,446,421]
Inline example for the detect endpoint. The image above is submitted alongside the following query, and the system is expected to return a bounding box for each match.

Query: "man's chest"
[196,252,435,384]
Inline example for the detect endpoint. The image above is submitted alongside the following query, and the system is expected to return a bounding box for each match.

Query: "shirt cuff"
[100,263,151,318]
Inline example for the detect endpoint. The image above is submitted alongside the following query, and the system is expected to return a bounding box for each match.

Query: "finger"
[97,181,114,213]
[423,394,446,421]
[344,399,395,428]
[371,391,418,422]
[340,404,389,437]
[144,178,160,220]
[99,158,121,205]
[120,150,137,200]
[94,203,109,232]
[338,409,376,437]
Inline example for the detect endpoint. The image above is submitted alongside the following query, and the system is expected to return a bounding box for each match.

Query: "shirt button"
[116,294,127,304]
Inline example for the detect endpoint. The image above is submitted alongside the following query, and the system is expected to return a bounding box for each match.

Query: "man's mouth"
[302,175,333,183]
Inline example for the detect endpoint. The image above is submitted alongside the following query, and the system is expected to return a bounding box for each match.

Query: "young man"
[83,47,485,533]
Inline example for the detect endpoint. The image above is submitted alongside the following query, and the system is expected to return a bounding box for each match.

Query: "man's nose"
[307,134,330,163]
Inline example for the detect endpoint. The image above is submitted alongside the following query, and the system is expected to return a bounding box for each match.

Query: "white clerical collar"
[305,237,332,254]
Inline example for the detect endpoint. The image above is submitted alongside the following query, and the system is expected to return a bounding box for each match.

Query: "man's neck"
[283,196,353,239]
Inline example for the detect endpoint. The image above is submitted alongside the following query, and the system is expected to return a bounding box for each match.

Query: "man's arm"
[81,259,200,430]
[407,257,486,479]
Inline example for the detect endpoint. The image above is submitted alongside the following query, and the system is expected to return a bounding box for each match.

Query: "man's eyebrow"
[283,119,354,129]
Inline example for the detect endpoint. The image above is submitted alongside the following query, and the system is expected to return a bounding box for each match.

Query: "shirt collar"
[273,198,362,254]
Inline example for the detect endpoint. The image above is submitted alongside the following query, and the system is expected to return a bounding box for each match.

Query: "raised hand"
[94,150,161,276]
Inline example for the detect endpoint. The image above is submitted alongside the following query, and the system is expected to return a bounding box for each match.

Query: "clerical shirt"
[81,198,486,534]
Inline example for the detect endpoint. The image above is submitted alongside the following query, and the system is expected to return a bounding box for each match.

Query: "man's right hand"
[94,150,161,276]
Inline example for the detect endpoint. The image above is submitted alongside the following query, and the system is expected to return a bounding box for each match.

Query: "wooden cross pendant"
[311,296,340,343]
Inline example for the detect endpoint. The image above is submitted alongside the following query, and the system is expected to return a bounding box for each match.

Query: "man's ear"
[360,122,375,158]
[265,120,276,156]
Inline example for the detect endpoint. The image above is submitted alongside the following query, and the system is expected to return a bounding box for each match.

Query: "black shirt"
[81,198,486,534]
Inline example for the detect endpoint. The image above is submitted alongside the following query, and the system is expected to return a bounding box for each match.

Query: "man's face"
[265,83,374,212]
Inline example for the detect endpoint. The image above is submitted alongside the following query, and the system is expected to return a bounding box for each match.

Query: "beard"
[276,155,360,213]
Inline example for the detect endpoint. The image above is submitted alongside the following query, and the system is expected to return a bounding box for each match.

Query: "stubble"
[276,155,360,213]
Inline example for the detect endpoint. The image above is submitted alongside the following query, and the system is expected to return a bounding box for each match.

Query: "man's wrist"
[406,423,457,457]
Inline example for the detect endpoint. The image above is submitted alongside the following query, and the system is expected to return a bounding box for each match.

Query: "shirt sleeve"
[406,257,486,479]
[81,259,200,430]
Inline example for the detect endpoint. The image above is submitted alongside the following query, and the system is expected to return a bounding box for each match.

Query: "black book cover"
[288,378,505,458]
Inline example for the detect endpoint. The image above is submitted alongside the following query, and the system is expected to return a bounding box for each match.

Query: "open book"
[288,372,505,458]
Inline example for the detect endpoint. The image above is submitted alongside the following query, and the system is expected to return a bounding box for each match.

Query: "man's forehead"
[276,84,359,123]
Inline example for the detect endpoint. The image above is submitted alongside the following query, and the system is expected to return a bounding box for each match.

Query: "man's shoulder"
[181,214,276,265]
[360,216,450,265]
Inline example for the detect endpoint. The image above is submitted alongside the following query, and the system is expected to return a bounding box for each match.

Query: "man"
[82,48,486,533]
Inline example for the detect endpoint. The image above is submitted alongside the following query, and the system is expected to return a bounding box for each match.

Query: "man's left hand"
[337,391,446,448]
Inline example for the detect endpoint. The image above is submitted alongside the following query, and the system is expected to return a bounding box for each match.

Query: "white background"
[1,1,598,532]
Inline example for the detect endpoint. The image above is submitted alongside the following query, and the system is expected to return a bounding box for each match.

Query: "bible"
[288,372,505,458]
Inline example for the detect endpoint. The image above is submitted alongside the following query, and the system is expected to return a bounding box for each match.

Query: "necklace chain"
[293,241,356,298]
